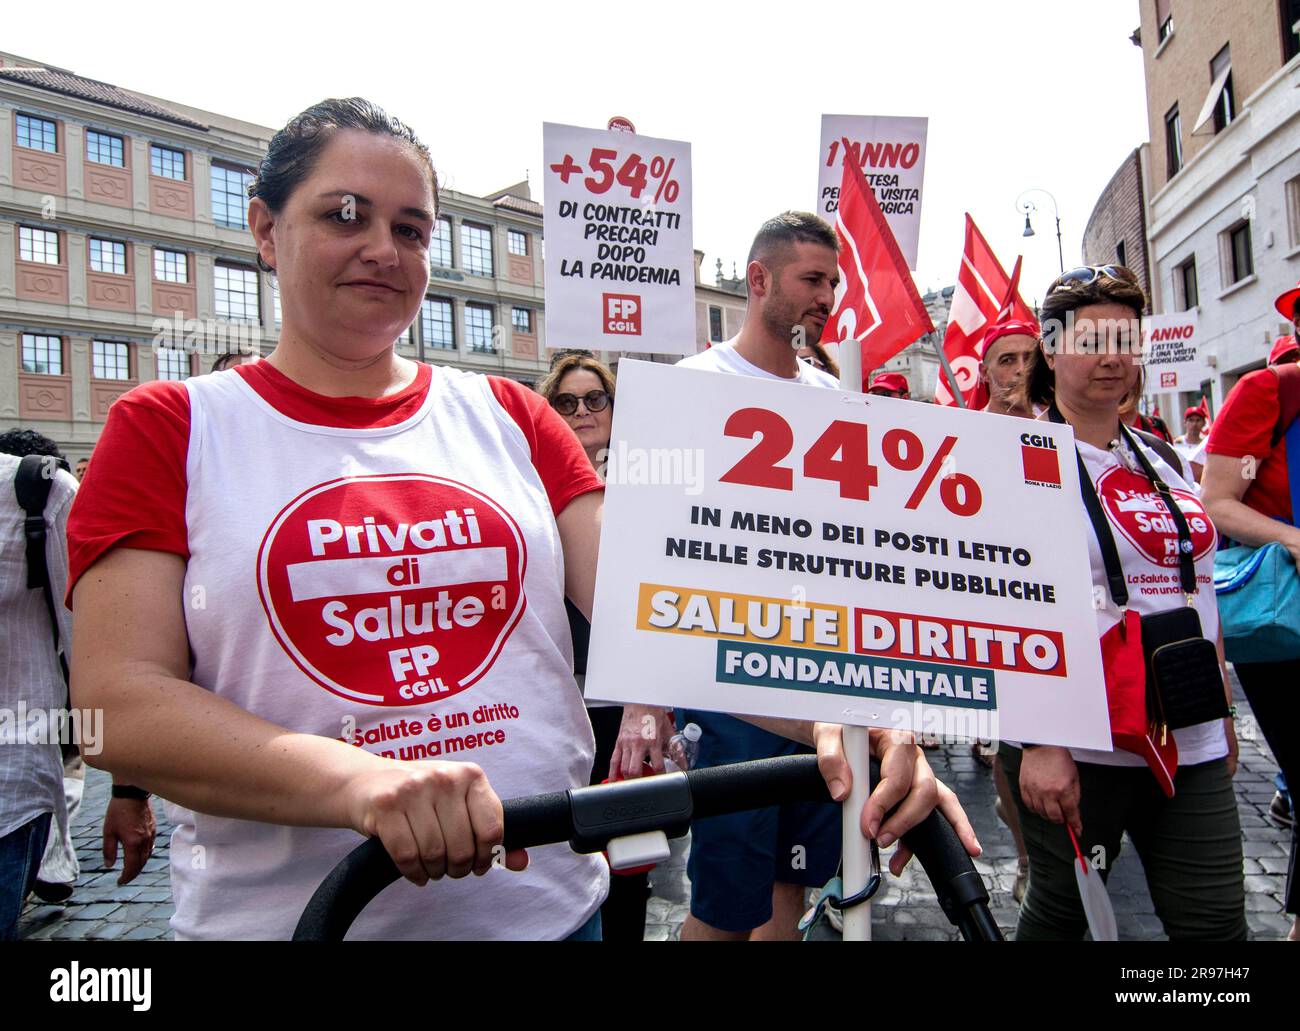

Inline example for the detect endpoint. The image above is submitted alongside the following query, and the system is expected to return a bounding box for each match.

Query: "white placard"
[818,114,928,270]
[586,360,1112,750]
[1141,311,1205,392]
[543,123,695,354]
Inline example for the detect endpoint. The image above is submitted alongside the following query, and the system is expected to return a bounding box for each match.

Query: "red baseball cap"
[1183,406,1206,421]
[868,373,911,397]
[1275,280,1300,321]
[976,320,1039,361]
[1268,335,1299,365]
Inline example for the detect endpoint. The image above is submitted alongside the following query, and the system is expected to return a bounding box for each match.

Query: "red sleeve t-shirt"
[1204,368,1292,522]
[66,361,601,602]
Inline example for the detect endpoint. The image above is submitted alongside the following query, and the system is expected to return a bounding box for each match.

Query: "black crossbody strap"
[1117,423,1197,597]
[1076,448,1131,608]
[1047,406,1198,606]
[1048,407,1129,608]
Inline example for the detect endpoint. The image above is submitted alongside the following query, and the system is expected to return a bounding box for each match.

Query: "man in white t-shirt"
[675,212,843,940]
[680,215,839,389]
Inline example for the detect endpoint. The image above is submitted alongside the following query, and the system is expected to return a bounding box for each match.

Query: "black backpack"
[13,454,71,690]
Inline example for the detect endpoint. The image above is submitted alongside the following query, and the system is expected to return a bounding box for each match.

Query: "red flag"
[820,147,933,391]
[934,215,1036,408]
[996,257,1025,323]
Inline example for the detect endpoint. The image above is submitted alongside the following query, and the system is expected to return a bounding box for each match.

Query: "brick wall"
[1082,149,1152,304]
[1140,0,1286,193]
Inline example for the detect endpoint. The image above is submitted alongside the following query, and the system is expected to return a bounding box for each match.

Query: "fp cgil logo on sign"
[257,474,527,706]
[603,293,642,335]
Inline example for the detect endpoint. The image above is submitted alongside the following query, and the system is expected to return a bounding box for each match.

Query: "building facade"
[1122,1,1300,428]
[1082,146,1154,303]
[0,52,551,461]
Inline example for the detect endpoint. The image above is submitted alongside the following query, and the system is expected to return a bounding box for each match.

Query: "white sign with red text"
[543,122,695,354]
[817,114,928,270]
[1141,311,1204,392]
[585,360,1112,749]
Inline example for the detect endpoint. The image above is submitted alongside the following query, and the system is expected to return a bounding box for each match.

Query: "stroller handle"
[291,754,1001,941]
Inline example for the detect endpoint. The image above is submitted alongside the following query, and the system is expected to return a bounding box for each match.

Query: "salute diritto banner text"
[586,361,1112,750]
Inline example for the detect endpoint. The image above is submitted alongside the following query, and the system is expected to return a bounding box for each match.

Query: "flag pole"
[837,340,872,942]
[934,338,969,410]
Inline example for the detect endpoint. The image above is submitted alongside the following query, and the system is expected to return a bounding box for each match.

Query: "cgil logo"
[603,293,642,335]
[49,963,151,1011]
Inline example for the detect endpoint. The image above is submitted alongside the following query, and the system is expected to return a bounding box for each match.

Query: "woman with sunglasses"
[541,353,617,472]
[538,352,668,941]
[63,100,968,940]
[1000,264,1245,941]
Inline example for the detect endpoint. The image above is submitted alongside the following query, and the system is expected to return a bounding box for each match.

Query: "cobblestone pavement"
[20,677,1293,941]
[647,677,1293,942]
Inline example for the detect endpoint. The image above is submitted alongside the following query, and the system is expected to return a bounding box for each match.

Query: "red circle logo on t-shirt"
[1095,466,1216,567]
[257,474,527,707]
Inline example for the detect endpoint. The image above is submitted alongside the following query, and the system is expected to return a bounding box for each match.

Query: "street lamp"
[1016,188,1064,274]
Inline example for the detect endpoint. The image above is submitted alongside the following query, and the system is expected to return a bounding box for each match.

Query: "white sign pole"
[836,342,872,942]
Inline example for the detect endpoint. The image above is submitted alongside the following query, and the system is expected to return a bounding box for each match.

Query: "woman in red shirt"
[1202,333,1300,942]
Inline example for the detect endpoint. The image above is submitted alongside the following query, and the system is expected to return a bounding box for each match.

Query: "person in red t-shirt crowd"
[64,98,974,941]
[867,372,911,399]
[1201,277,1300,942]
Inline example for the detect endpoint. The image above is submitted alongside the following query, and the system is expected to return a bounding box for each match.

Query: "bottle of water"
[664,723,702,772]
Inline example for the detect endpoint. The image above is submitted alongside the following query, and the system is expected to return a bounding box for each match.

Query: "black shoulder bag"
[14,455,70,688]
[1049,408,1228,743]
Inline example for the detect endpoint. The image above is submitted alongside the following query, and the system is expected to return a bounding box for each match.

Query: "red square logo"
[603,293,641,335]
[1021,445,1061,487]
[1160,371,1177,388]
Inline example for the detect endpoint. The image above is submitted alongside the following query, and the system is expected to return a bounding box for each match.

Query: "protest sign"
[585,360,1111,749]
[1141,311,1204,392]
[543,122,695,354]
[818,114,928,270]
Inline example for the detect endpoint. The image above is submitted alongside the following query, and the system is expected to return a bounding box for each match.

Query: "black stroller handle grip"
[292,754,998,941]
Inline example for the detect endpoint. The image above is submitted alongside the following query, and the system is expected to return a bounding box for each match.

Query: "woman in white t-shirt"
[65,99,974,940]
[1000,264,1245,941]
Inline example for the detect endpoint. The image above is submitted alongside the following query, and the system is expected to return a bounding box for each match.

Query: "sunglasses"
[551,389,610,416]
[1048,265,1139,294]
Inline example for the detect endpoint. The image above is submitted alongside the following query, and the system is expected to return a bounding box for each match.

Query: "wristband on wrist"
[111,784,150,801]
